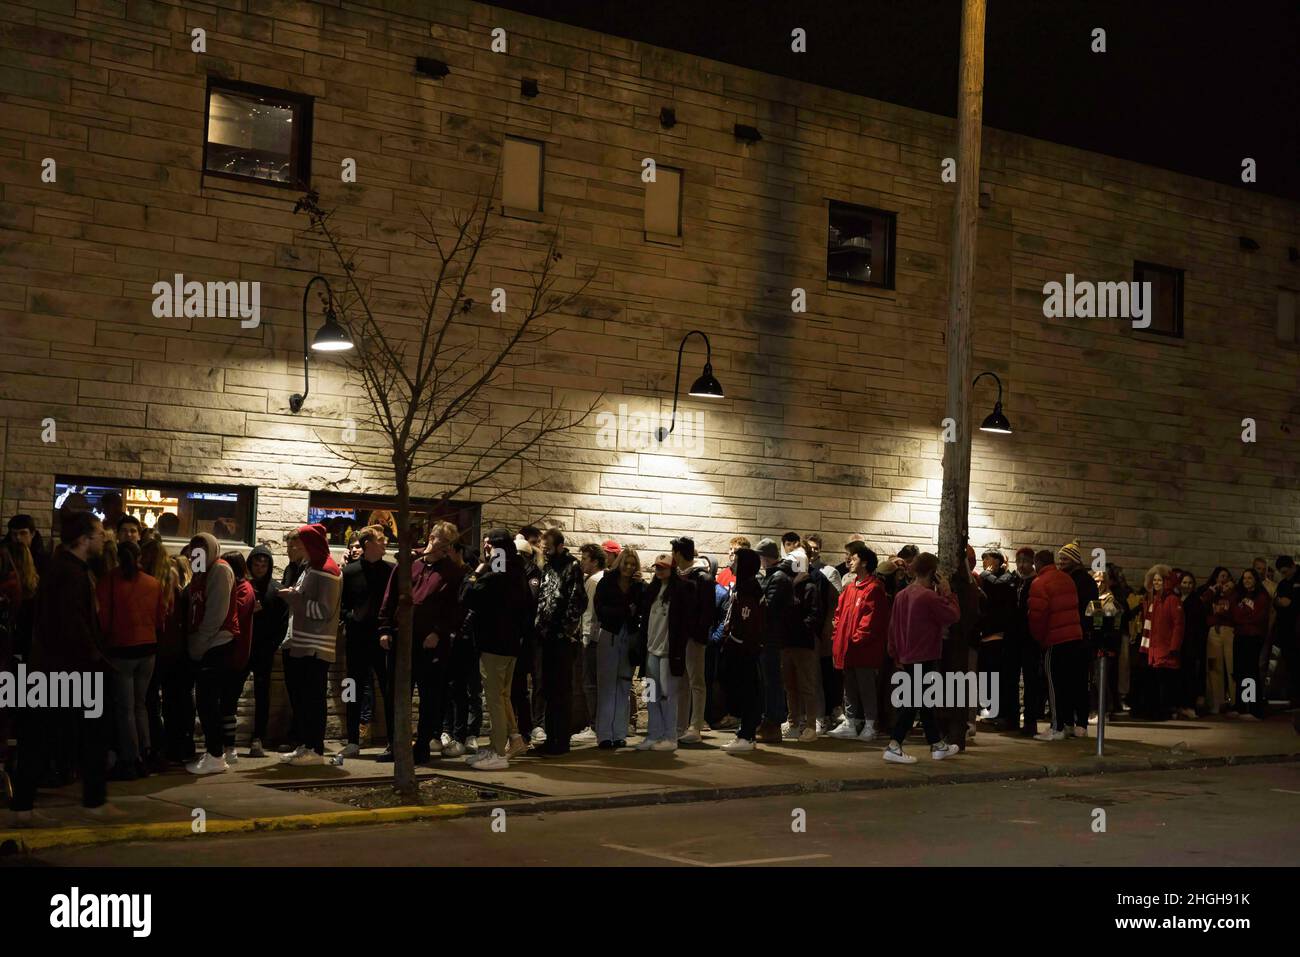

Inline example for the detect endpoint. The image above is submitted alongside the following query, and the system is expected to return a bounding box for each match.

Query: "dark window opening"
[828,201,896,289]
[1133,261,1184,338]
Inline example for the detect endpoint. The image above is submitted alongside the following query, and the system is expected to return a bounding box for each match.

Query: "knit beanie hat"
[1057,541,1083,566]
[756,538,780,560]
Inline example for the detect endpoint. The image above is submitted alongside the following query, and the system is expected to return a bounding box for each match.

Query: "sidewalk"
[4,714,1297,854]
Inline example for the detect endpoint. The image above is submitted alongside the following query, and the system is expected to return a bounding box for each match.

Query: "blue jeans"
[595,627,632,743]
[644,653,681,742]
[760,644,787,725]
[109,654,155,764]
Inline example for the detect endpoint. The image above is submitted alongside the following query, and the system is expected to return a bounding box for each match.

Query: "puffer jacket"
[1028,565,1082,648]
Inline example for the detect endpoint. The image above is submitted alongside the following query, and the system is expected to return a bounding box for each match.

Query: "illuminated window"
[204,79,312,187]
[54,476,257,544]
[828,201,896,289]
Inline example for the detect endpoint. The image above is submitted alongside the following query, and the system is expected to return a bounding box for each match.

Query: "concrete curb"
[3,749,1296,854]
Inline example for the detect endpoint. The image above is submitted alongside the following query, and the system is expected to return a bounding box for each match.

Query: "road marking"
[1007,819,1039,824]
[1270,789,1300,795]
[602,843,830,867]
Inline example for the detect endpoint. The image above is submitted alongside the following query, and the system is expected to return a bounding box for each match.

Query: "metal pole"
[1096,655,1107,756]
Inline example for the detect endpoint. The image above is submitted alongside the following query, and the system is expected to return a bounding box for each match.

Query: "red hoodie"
[832,573,890,669]
[230,578,255,669]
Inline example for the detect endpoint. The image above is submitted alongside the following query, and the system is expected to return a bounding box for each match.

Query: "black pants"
[12,705,107,811]
[1046,640,1089,732]
[977,638,1016,723]
[404,651,446,755]
[890,659,942,746]
[511,640,537,736]
[285,653,329,754]
[1233,632,1266,718]
[720,649,762,740]
[222,664,248,748]
[346,631,392,745]
[704,643,725,726]
[145,664,163,758]
[195,643,233,758]
[818,653,841,721]
[247,633,280,742]
[158,656,195,761]
[443,637,483,742]
[282,649,303,747]
[1022,640,1046,731]
[540,639,573,753]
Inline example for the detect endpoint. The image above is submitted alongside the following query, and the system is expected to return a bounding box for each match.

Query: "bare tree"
[294,189,599,796]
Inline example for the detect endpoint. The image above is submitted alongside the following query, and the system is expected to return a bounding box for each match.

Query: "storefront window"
[307,492,481,554]
[54,477,256,545]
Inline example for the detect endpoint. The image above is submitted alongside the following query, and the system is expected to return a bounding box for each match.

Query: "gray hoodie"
[186,531,236,660]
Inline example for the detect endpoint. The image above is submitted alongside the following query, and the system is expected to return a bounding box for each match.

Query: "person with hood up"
[785,548,828,743]
[245,542,288,757]
[828,542,890,741]
[1135,564,1184,720]
[185,532,240,774]
[277,528,310,754]
[462,529,533,768]
[593,546,645,749]
[276,524,342,766]
[533,528,587,755]
[718,546,764,751]
[883,552,962,763]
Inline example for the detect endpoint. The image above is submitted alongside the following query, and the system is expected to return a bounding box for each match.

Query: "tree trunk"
[392,468,416,798]
[937,0,986,579]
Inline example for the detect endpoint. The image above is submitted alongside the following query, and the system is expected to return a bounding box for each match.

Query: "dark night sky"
[483,0,1300,203]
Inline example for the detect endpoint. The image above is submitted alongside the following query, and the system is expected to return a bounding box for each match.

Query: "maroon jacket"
[1231,588,1270,637]
[886,582,959,665]
[378,555,465,662]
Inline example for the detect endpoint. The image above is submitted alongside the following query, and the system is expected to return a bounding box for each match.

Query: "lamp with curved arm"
[973,371,1012,434]
[289,275,352,413]
[655,329,724,442]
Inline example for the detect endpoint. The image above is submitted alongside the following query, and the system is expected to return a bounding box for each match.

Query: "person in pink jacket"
[883,552,961,764]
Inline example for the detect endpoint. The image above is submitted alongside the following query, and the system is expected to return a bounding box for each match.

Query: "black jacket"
[249,544,289,650]
[594,573,645,636]
[978,567,1020,640]
[721,549,763,655]
[789,569,826,648]
[760,559,798,648]
[462,556,532,658]
[535,550,587,645]
[31,548,106,673]
[340,556,395,640]
[679,564,714,645]
[1068,566,1100,634]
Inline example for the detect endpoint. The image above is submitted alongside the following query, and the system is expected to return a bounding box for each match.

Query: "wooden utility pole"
[937,0,987,577]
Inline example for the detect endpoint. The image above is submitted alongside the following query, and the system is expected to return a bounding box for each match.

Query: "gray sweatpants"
[841,666,879,729]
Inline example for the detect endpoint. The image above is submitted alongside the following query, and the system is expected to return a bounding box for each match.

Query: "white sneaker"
[1073,725,1088,738]
[815,718,828,735]
[858,722,878,742]
[249,739,266,758]
[651,738,677,752]
[530,727,547,745]
[339,743,361,758]
[440,732,453,748]
[931,742,960,760]
[471,752,508,770]
[723,736,755,752]
[828,720,859,739]
[224,746,239,765]
[1176,708,1197,720]
[635,738,657,751]
[442,740,466,757]
[678,729,702,744]
[798,726,818,743]
[883,743,916,764]
[186,753,229,775]
[572,727,597,743]
[280,744,308,763]
[781,724,802,740]
[288,749,325,766]
[505,735,528,758]
[978,708,993,720]
[465,735,479,751]
[1034,729,1067,741]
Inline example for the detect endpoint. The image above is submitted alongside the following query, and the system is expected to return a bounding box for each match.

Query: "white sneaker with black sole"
[572,727,597,743]
[883,742,916,764]
[723,736,755,753]
[530,727,547,745]
[442,740,466,757]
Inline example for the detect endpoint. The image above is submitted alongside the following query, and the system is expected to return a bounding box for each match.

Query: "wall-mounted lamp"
[660,106,677,128]
[734,123,762,144]
[655,330,724,442]
[415,57,450,79]
[1239,236,1260,252]
[521,78,539,97]
[973,371,1012,434]
[289,275,353,414]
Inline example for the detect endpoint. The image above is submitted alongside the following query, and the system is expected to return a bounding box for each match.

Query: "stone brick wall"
[2,0,1299,743]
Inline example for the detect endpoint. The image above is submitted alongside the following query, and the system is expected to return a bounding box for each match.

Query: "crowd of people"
[1,507,1297,823]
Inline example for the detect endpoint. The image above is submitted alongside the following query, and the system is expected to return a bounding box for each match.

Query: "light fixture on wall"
[973,371,1012,434]
[1239,235,1260,252]
[734,123,761,144]
[655,330,724,441]
[289,275,353,413]
[415,57,450,79]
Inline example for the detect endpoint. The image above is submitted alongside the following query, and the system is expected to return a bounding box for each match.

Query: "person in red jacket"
[98,540,166,780]
[220,551,256,763]
[1231,568,1271,720]
[828,542,890,742]
[1027,549,1085,741]
[1136,564,1184,720]
[883,552,961,764]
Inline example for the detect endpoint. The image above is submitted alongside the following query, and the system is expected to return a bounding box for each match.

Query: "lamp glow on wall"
[655,329,724,441]
[289,274,353,413]
[973,371,1012,434]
